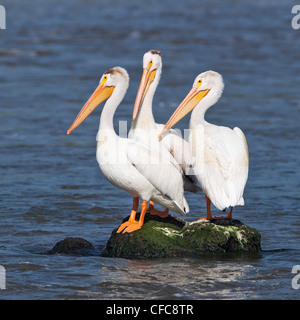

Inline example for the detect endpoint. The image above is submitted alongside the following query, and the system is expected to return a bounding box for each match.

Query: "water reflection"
[96,255,264,299]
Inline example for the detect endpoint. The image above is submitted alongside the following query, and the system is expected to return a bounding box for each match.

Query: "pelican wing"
[125,138,188,213]
[157,125,194,173]
[192,124,248,209]
[204,126,233,180]
[156,124,200,193]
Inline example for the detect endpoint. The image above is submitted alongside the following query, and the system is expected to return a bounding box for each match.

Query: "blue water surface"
[0,0,299,299]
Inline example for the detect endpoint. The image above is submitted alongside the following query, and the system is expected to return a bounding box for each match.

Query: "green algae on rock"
[102,213,261,259]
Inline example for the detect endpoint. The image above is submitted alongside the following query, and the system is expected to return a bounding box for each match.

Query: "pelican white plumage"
[67,67,189,233]
[130,50,199,216]
[159,71,249,220]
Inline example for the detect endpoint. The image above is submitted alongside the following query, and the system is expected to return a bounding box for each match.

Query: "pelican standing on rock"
[159,71,249,220]
[131,50,199,216]
[67,67,189,233]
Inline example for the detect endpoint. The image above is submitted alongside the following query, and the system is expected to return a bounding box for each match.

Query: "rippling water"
[1,0,300,299]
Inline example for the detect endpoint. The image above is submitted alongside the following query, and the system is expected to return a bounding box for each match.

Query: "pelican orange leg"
[122,200,148,233]
[117,197,139,233]
[199,195,233,220]
[205,195,213,220]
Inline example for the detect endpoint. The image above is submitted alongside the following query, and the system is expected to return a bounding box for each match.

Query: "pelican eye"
[197,79,202,87]
[148,59,153,69]
[101,75,108,85]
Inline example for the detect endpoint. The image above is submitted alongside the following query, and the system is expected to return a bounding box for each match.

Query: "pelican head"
[132,49,162,121]
[67,67,129,134]
[158,71,224,137]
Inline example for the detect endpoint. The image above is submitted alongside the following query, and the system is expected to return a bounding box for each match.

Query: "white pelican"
[159,71,249,220]
[67,67,189,233]
[130,50,199,216]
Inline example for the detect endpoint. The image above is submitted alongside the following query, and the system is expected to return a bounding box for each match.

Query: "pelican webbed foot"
[210,207,233,220]
[148,201,169,218]
[121,201,148,234]
[117,197,139,233]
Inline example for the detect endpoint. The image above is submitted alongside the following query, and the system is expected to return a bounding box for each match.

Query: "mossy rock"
[102,213,261,259]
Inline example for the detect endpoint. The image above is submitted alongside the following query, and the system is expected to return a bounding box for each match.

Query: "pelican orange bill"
[132,68,156,121]
[158,88,210,138]
[67,85,114,135]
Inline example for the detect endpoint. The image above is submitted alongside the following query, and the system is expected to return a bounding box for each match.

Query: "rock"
[46,237,99,256]
[101,213,261,259]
